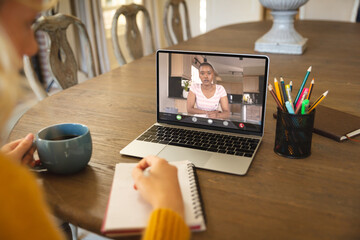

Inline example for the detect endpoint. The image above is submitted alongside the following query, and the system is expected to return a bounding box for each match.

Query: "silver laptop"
[120,50,269,175]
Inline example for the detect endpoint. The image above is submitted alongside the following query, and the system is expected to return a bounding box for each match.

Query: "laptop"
[120,50,269,175]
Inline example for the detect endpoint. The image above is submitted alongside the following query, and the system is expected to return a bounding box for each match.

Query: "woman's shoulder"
[216,84,227,92]
[215,84,227,97]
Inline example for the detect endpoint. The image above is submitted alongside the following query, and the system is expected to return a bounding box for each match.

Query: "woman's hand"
[0,133,37,167]
[132,156,185,218]
[207,111,220,118]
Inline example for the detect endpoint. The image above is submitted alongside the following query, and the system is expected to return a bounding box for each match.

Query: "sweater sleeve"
[142,208,190,240]
[0,154,64,240]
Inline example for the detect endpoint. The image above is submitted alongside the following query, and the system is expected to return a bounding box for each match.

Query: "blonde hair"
[15,0,58,11]
[0,0,58,137]
[0,24,22,134]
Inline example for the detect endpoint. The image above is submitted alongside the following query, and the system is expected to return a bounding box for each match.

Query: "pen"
[268,84,285,111]
[308,90,329,113]
[306,78,314,100]
[274,78,283,105]
[285,84,294,108]
[301,99,310,114]
[143,167,151,177]
[280,77,287,103]
[285,101,295,114]
[295,88,309,114]
[294,66,312,106]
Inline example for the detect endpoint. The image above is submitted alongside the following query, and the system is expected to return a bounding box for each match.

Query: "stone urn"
[255,0,309,55]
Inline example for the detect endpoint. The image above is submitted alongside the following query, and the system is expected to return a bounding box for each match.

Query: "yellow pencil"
[308,90,329,113]
[274,77,283,105]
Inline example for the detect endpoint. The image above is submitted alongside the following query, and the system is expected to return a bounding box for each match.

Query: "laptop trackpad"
[157,146,210,167]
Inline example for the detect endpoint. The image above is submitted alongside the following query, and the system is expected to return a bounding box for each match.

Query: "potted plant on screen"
[182,80,190,98]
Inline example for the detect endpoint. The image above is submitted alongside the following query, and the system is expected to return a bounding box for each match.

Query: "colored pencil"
[295,88,309,114]
[295,88,308,110]
[274,78,283,106]
[308,90,329,113]
[289,81,293,92]
[306,78,315,100]
[268,84,284,111]
[294,66,312,105]
[280,77,287,103]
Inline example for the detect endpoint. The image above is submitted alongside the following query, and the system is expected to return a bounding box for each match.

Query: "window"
[101,0,143,69]
[191,65,202,84]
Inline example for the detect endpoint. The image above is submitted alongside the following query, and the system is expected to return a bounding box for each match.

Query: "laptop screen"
[157,50,269,136]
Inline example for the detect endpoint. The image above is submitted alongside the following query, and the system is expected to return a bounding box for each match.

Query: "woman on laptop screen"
[187,62,230,119]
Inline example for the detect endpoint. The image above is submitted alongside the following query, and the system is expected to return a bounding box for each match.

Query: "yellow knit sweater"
[0,153,190,240]
[0,153,64,240]
[143,208,190,240]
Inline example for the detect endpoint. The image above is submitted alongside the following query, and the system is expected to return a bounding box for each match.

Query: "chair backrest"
[163,0,192,46]
[24,13,96,100]
[111,3,155,66]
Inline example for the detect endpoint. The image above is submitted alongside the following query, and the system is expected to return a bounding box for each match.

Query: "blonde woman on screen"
[0,1,189,239]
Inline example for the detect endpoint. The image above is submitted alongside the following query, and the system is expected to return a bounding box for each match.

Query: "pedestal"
[255,11,307,55]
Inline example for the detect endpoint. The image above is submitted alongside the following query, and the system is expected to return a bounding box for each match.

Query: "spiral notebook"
[101,160,206,237]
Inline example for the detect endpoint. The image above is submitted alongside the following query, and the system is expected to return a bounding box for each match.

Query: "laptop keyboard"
[136,125,260,158]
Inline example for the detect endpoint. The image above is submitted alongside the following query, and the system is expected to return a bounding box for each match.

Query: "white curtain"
[71,0,110,75]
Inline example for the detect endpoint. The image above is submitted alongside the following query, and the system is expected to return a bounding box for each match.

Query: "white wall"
[185,0,263,38]
[205,1,262,33]
[299,0,359,22]
[156,0,263,47]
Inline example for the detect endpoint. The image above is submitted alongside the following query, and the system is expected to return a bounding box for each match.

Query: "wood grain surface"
[9,21,360,240]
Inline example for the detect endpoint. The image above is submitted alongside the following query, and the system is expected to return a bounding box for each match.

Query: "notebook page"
[102,160,205,233]
[104,163,151,232]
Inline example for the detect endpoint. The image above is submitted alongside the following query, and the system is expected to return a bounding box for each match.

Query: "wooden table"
[10,21,360,239]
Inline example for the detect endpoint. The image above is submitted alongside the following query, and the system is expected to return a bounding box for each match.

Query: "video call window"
[158,51,268,134]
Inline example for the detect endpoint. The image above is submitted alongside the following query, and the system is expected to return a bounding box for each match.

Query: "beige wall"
[155,0,263,48]
[300,0,359,22]
[155,0,359,49]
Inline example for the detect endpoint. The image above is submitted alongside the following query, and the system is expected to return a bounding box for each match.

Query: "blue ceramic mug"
[35,123,92,174]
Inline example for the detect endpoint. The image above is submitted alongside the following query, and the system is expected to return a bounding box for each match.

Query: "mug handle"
[27,141,48,172]
[31,164,47,172]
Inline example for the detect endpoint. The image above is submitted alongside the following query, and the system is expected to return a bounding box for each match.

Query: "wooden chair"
[163,0,192,46]
[111,3,155,66]
[24,13,96,100]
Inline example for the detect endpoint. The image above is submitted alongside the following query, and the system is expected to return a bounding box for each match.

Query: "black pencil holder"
[274,108,315,159]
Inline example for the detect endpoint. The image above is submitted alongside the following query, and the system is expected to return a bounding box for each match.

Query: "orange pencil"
[306,78,315,100]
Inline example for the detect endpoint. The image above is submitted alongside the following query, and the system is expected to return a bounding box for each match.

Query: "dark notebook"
[273,105,360,142]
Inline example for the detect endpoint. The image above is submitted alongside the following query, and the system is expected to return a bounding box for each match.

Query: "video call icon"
[176,115,182,120]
